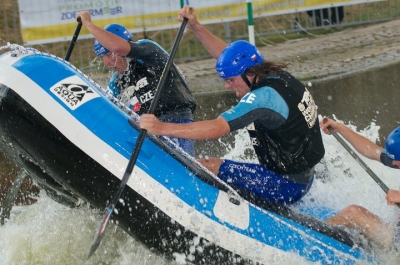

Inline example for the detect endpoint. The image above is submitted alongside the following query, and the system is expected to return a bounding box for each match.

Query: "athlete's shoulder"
[136,39,169,54]
[250,85,281,99]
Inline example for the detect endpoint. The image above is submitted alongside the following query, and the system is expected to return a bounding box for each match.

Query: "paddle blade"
[87,205,114,259]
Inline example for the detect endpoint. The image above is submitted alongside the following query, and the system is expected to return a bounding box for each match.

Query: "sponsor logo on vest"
[139,90,155,104]
[298,88,317,128]
[121,77,149,97]
[251,137,260,146]
[119,77,154,106]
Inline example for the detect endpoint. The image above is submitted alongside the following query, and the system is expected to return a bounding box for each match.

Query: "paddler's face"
[102,52,127,74]
[223,75,252,99]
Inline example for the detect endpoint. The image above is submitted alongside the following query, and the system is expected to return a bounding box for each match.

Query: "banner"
[17,0,383,45]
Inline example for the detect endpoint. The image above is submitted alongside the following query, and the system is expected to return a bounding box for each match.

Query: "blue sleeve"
[220,86,289,131]
[106,72,120,97]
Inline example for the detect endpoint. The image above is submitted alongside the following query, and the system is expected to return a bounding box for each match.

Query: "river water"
[0,119,399,264]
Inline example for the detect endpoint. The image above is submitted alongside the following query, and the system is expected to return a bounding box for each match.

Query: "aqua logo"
[50,76,100,110]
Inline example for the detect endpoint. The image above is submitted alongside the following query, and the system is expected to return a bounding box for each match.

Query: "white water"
[0,118,399,264]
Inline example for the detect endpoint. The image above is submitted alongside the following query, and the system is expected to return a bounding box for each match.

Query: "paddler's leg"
[198,157,223,175]
[326,204,394,249]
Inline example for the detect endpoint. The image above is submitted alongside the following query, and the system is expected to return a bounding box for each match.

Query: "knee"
[340,204,366,217]
[198,158,223,175]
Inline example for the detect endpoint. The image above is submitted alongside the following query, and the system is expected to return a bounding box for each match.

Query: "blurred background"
[2,0,400,71]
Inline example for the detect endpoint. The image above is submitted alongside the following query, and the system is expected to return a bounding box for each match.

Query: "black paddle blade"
[87,205,113,259]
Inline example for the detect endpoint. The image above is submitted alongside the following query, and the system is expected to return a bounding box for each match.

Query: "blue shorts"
[162,119,194,156]
[217,159,314,205]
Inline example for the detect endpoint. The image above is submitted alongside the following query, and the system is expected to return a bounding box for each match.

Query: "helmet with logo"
[385,126,400,160]
[215,40,264,79]
[93,24,133,56]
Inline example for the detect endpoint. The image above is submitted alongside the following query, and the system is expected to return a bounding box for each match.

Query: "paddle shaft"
[327,125,400,208]
[0,169,27,225]
[88,18,189,259]
[65,19,82,61]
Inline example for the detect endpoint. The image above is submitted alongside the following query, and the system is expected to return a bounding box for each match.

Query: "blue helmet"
[385,126,400,160]
[93,24,133,56]
[215,40,264,79]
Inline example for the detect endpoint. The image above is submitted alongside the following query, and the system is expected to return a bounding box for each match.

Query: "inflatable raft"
[0,47,372,264]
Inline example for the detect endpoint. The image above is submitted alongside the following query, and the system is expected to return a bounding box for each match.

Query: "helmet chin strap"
[241,74,257,90]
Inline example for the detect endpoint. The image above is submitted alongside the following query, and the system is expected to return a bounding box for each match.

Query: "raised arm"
[178,5,228,59]
[77,11,131,56]
[320,117,383,162]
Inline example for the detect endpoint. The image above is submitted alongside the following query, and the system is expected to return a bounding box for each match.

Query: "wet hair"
[244,61,289,78]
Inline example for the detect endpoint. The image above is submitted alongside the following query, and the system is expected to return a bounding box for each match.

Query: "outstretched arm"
[77,11,131,56]
[320,117,383,162]
[140,114,230,140]
[178,5,228,59]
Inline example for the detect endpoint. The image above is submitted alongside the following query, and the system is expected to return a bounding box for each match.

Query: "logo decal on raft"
[50,76,100,110]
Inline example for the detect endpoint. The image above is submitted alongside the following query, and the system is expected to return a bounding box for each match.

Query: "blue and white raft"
[0,47,372,264]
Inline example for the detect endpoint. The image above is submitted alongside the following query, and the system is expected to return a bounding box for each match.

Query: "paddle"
[323,117,400,208]
[87,18,189,259]
[64,18,82,61]
[0,169,28,225]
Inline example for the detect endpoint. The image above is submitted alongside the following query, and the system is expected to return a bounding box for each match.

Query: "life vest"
[248,72,325,175]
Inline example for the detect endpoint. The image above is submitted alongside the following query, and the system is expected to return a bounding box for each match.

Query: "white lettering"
[298,88,317,128]
[119,77,149,106]
[228,164,256,174]
[139,90,154,103]
[240,93,256,104]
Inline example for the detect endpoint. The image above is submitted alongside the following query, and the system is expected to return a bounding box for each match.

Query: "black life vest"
[248,72,325,175]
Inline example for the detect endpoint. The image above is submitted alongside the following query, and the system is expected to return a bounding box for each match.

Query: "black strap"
[241,74,252,88]
[380,151,399,168]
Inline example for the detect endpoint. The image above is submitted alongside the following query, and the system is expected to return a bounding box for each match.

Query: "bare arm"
[140,114,230,140]
[178,5,228,59]
[77,11,131,56]
[320,117,383,161]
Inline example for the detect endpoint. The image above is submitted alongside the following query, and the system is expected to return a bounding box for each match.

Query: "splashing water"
[0,109,399,265]
[0,194,175,265]
[223,117,400,264]
[0,42,40,56]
